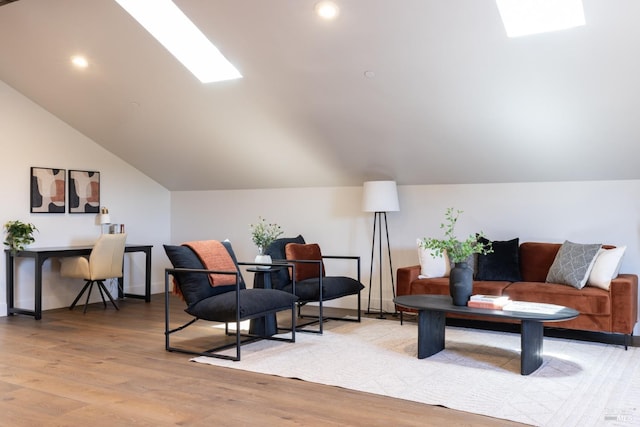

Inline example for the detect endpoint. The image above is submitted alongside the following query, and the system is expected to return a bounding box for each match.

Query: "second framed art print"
[68,170,100,213]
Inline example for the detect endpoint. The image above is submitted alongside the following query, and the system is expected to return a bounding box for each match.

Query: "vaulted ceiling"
[1,0,639,190]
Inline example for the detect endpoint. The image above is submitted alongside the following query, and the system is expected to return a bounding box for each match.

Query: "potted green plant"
[250,217,283,267]
[3,220,38,254]
[420,208,492,305]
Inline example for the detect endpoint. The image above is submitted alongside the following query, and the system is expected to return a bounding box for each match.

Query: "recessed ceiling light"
[496,0,585,38]
[315,1,339,20]
[71,55,89,69]
[114,0,242,83]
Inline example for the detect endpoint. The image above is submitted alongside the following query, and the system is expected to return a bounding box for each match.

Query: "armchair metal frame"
[164,264,297,362]
[286,255,362,334]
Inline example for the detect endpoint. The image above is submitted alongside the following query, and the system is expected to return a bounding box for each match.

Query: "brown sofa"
[396,242,638,343]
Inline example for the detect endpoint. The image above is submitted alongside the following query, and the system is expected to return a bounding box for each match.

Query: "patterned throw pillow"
[545,241,602,289]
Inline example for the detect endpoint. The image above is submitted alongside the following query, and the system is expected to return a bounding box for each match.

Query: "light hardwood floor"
[0,295,529,426]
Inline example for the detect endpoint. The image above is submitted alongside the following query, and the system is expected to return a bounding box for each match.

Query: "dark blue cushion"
[476,237,522,282]
[221,240,247,289]
[263,235,305,290]
[163,244,240,307]
[283,276,364,303]
[186,288,298,322]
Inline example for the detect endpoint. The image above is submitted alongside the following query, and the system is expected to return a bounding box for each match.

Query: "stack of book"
[467,294,510,309]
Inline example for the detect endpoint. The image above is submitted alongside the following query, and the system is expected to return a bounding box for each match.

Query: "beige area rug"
[192,319,640,427]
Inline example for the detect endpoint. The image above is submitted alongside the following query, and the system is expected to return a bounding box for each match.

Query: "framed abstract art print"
[68,170,100,213]
[30,167,66,213]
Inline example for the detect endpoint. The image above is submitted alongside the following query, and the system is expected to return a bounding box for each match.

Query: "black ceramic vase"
[450,261,473,306]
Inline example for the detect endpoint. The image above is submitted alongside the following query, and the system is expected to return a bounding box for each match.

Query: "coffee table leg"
[521,320,543,375]
[417,310,446,359]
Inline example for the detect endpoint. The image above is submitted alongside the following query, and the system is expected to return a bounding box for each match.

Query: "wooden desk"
[5,244,153,319]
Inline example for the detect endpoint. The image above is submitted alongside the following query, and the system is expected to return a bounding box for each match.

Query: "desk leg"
[6,251,14,315]
[144,247,151,302]
[417,310,446,359]
[122,247,152,302]
[34,255,44,320]
[521,320,543,375]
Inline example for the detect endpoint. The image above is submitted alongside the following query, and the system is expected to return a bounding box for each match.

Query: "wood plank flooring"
[0,295,528,426]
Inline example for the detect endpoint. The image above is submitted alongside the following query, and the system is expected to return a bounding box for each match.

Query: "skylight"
[496,0,585,38]
[114,0,242,83]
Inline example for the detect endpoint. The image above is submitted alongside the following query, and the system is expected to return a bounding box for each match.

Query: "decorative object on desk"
[420,208,492,306]
[30,167,65,213]
[109,224,125,234]
[362,180,400,318]
[68,170,100,213]
[250,217,283,268]
[3,220,37,254]
[99,206,111,234]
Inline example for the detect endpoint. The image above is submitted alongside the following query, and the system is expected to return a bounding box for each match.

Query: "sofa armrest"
[397,265,421,297]
[609,273,638,334]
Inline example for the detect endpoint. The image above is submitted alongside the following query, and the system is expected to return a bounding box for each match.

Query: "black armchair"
[163,240,298,361]
[258,235,364,334]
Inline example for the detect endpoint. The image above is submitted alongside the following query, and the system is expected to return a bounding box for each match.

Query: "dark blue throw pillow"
[163,244,238,306]
[475,237,522,282]
[264,235,305,290]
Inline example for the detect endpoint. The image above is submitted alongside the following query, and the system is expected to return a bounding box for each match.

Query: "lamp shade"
[362,180,400,212]
[100,213,111,225]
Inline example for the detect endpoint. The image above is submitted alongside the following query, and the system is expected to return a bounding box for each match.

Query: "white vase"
[255,247,272,269]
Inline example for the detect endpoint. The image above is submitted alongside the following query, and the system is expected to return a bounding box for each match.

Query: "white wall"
[4,76,638,335]
[0,80,170,315]
[171,181,640,335]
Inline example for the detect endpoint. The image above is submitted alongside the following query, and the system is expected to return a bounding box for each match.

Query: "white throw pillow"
[417,239,450,278]
[587,246,626,290]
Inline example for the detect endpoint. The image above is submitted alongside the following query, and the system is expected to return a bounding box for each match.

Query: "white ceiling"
[1,0,639,191]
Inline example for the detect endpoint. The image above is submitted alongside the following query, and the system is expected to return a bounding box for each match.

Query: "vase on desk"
[254,246,272,269]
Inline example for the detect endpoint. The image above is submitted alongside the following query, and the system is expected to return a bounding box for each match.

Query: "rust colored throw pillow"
[182,240,238,286]
[285,243,326,282]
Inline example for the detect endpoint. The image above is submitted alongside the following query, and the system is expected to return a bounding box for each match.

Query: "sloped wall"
[0,80,170,315]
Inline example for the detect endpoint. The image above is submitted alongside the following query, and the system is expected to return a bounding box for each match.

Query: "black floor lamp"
[362,180,399,319]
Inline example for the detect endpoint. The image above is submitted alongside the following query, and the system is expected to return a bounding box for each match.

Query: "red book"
[467,300,507,310]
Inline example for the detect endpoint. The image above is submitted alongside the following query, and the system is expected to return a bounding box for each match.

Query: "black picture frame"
[68,170,100,214]
[30,167,66,213]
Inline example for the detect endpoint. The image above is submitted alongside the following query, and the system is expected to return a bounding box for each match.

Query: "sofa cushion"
[476,237,521,282]
[587,246,626,290]
[504,281,611,316]
[163,244,238,307]
[408,277,511,297]
[546,241,602,289]
[285,243,325,281]
[283,276,364,303]
[265,235,306,289]
[186,288,298,322]
[519,242,561,282]
[417,238,450,278]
